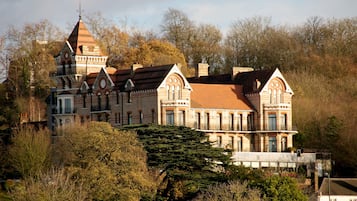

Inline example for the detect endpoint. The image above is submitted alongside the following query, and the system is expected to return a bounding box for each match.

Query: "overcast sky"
[1,0,356,36]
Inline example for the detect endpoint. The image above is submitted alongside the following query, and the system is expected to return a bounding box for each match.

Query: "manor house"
[48,18,298,155]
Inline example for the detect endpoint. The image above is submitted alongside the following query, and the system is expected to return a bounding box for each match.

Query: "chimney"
[131,63,143,75]
[195,63,209,78]
[232,67,254,79]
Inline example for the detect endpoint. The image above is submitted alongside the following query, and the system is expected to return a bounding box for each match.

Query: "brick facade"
[48,19,297,153]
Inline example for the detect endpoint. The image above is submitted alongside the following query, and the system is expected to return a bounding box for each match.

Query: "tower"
[49,18,108,131]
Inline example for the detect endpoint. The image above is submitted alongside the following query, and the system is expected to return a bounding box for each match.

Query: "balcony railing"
[91,105,111,112]
[231,152,316,168]
[263,103,290,110]
[161,99,189,107]
[52,108,76,115]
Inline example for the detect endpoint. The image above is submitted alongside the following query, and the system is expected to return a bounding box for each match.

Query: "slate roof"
[85,64,174,91]
[67,19,103,56]
[190,83,253,110]
[234,69,275,94]
[319,178,357,196]
[130,64,173,90]
[187,74,234,84]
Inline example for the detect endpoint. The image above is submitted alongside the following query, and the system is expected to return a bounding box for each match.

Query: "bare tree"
[161,8,195,63]
[9,169,87,201]
[190,24,223,71]
[193,181,261,201]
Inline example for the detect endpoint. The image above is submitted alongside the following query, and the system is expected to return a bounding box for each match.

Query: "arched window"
[171,86,175,100]
[268,78,286,104]
[176,86,181,99]
[166,74,184,100]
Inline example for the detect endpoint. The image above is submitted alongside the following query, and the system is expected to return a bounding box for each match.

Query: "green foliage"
[224,165,307,201]
[295,116,342,151]
[0,191,11,201]
[0,84,19,134]
[225,165,265,184]
[55,122,156,201]
[7,127,51,178]
[125,125,231,201]
[255,176,307,201]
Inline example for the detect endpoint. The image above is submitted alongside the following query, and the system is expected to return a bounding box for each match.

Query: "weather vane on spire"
[77,0,83,20]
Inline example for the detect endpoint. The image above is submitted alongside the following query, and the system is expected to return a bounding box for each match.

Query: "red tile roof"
[187,69,275,94]
[67,20,103,56]
[85,72,99,86]
[190,83,253,110]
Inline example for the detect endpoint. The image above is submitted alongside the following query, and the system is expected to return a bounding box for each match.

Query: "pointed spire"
[66,19,104,56]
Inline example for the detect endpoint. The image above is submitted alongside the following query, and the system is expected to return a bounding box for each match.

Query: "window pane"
[139,111,143,124]
[217,136,222,148]
[171,86,175,100]
[178,110,185,126]
[229,114,234,130]
[247,113,254,130]
[177,86,181,99]
[65,99,71,113]
[230,136,234,150]
[281,114,287,130]
[269,137,277,152]
[237,137,242,152]
[237,114,242,131]
[151,110,155,123]
[281,137,287,151]
[218,113,222,130]
[128,113,132,125]
[195,112,201,129]
[58,99,63,114]
[204,113,210,130]
[166,110,174,125]
[268,114,277,130]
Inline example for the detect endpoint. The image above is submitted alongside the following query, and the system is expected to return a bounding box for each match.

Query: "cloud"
[0,0,355,36]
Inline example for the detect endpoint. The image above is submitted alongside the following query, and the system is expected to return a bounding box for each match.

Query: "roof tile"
[190,83,253,110]
[67,20,103,56]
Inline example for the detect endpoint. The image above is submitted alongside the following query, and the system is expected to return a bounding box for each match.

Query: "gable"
[260,68,294,95]
[124,79,135,91]
[158,64,192,90]
[55,41,74,63]
[79,81,89,93]
[92,68,115,90]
